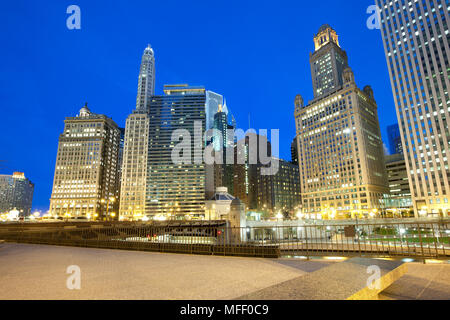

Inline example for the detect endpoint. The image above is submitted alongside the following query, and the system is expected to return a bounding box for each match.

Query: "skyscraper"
[310,25,349,100]
[376,0,449,217]
[0,172,34,216]
[136,44,156,112]
[209,103,236,196]
[387,123,403,155]
[119,45,155,220]
[295,25,389,219]
[291,136,299,165]
[385,153,413,216]
[256,159,302,216]
[49,104,121,220]
[233,133,272,211]
[206,91,224,131]
[119,111,150,220]
[145,85,208,219]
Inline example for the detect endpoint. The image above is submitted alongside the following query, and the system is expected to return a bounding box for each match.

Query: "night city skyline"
[0,0,449,305]
[3,1,397,212]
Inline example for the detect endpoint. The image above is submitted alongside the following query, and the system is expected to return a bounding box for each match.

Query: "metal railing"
[0,220,448,259]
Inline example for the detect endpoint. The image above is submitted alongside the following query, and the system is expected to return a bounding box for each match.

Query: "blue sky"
[0,0,397,211]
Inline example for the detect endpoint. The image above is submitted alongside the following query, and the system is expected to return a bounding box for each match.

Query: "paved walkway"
[0,243,306,300]
[380,263,450,300]
[0,243,449,300]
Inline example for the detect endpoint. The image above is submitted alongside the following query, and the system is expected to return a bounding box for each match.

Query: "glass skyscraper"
[0,172,34,216]
[387,123,404,155]
[376,0,449,217]
[145,85,207,219]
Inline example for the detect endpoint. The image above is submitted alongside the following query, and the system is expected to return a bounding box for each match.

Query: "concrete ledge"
[239,258,407,300]
[1,238,279,258]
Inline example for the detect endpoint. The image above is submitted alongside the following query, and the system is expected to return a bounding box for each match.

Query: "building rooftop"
[163,84,206,95]
[317,24,334,34]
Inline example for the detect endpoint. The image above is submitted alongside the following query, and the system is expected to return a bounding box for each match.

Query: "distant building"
[291,137,299,165]
[49,104,121,220]
[120,45,156,220]
[120,111,150,220]
[295,25,389,219]
[387,124,403,155]
[118,127,125,181]
[136,44,155,112]
[256,159,301,217]
[0,172,34,216]
[385,154,413,216]
[205,187,246,229]
[233,133,272,211]
[209,102,236,197]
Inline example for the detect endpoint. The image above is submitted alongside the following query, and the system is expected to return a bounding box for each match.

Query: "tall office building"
[120,45,155,219]
[295,25,389,219]
[206,91,225,131]
[209,103,236,196]
[145,85,208,219]
[120,46,231,220]
[376,0,449,217]
[119,111,150,219]
[291,137,299,165]
[387,123,404,155]
[0,172,34,216]
[310,24,349,100]
[233,133,272,210]
[49,105,121,220]
[385,153,413,215]
[136,44,156,112]
[256,159,302,216]
[118,127,125,183]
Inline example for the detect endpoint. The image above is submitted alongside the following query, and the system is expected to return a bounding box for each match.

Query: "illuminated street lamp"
[101,196,116,221]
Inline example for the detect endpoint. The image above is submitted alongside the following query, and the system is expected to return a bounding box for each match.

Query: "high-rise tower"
[310,25,349,100]
[119,45,155,220]
[0,172,34,216]
[145,85,208,219]
[295,25,389,219]
[376,0,450,217]
[50,104,121,220]
[136,44,155,111]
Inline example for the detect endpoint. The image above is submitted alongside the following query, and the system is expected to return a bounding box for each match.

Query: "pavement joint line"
[415,264,443,300]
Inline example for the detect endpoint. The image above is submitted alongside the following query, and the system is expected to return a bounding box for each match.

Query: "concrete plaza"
[0,243,449,300]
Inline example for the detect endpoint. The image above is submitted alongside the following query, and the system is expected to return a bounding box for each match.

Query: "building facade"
[0,172,34,216]
[208,103,236,197]
[291,137,299,165]
[376,0,450,217]
[119,111,150,219]
[385,153,413,216]
[120,45,155,220]
[49,105,121,220]
[387,123,404,155]
[295,25,389,219]
[233,133,272,211]
[310,24,348,99]
[145,85,208,219]
[136,44,155,112]
[256,159,302,217]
